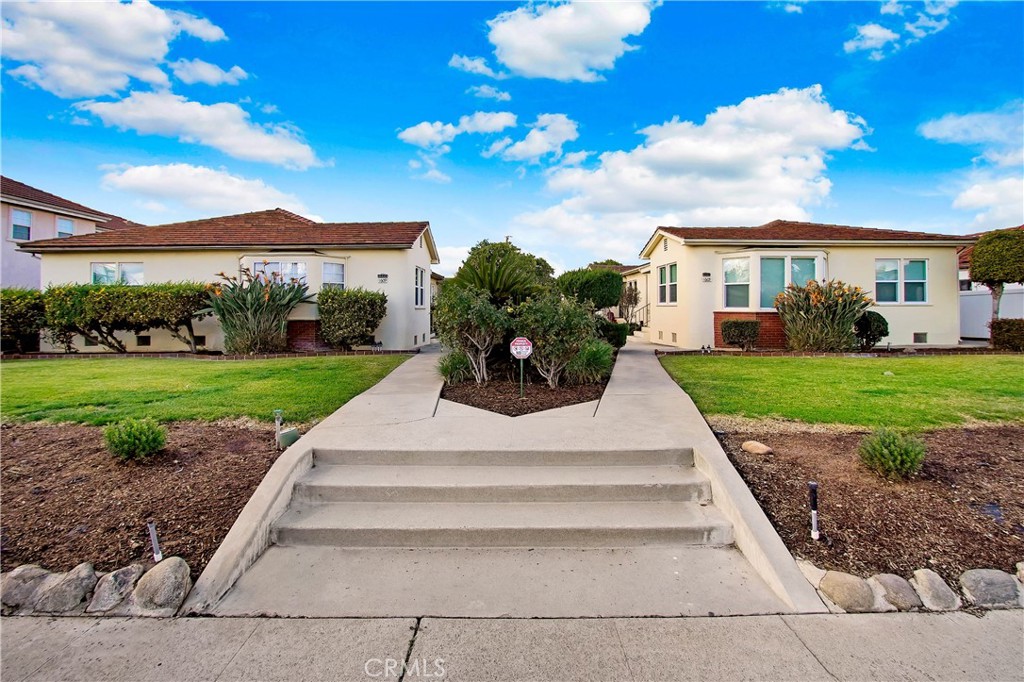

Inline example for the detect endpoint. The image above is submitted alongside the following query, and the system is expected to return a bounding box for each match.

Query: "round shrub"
[565,339,614,385]
[556,268,623,310]
[437,350,472,385]
[318,287,388,350]
[595,316,629,349]
[104,418,166,461]
[854,310,889,351]
[721,319,760,351]
[858,428,926,480]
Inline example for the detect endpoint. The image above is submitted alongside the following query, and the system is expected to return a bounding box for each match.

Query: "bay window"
[91,262,143,285]
[255,261,307,283]
[759,256,817,308]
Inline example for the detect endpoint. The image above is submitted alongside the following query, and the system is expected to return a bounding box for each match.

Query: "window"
[194,335,207,347]
[414,267,426,307]
[57,217,74,238]
[759,256,817,308]
[723,258,750,308]
[875,259,927,304]
[959,279,973,292]
[11,209,31,240]
[323,262,345,289]
[135,335,151,347]
[254,261,306,283]
[658,263,677,304]
[91,262,143,285]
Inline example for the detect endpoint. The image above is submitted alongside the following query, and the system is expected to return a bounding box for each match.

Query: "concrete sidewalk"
[3,611,1021,681]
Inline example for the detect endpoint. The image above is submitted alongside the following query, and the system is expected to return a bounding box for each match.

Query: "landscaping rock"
[869,573,922,611]
[33,563,97,613]
[88,564,144,613]
[819,571,875,613]
[959,569,1020,609]
[1016,562,1023,583]
[883,371,895,376]
[797,559,826,589]
[865,576,898,612]
[1,565,51,608]
[133,557,192,616]
[741,440,773,455]
[911,569,962,611]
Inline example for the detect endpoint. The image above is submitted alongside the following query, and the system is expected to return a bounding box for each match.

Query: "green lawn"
[0,355,409,425]
[660,355,1024,428]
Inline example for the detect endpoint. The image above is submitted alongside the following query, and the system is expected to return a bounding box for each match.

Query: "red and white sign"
[510,336,533,360]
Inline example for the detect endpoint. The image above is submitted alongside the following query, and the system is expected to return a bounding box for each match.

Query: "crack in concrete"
[396,616,423,682]
[780,615,840,681]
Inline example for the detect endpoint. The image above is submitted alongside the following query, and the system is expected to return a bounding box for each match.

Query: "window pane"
[904,281,926,302]
[875,282,898,303]
[760,257,785,308]
[57,218,74,237]
[659,285,666,304]
[668,263,677,283]
[725,284,749,308]
[254,261,279,278]
[119,263,144,285]
[668,283,677,303]
[323,262,344,286]
[659,267,666,285]
[91,263,116,284]
[791,258,816,286]
[284,262,306,282]
[723,258,749,284]
[875,259,898,281]
[904,260,926,281]
[12,225,29,240]
[12,209,31,225]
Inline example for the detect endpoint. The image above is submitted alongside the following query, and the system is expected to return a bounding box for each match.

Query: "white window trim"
[719,251,827,311]
[414,267,426,308]
[322,262,345,290]
[57,217,74,238]
[723,257,751,310]
[91,261,144,285]
[875,258,929,306]
[10,208,31,241]
[756,254,821,311]
[657,263,677,305]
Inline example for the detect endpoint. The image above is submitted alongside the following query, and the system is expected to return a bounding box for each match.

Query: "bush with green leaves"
[774,279,873,352]
[204,267,312,354]
[854,310,890,351]
[989,318,1024,351]
[721,320,760,351]
[437,349,473,385]
[970,228,1024,323]
[104,418,166,461]
[317,287,388,350]
[515,292,595,388]
[433,284,511,383]
[595,316,630,349]
[141,283,211,352]
[565,338,614,385]
[453,240,550,305]
[556,268,623,310]
[1,288,46,353]
[858,428,926,480]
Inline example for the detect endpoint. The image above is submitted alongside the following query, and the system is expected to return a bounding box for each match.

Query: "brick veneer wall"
[287,320,331,351]
[713,311,786,350]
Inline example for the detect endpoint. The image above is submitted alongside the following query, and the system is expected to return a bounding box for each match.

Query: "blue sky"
[2,1,1022,274]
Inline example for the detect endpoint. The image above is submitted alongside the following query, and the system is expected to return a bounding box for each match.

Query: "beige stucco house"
[2,175,140,289]
[24,208,439,352]
[635,220,974,349]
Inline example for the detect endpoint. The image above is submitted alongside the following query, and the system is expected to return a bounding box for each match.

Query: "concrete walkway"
[3,611,1021,681]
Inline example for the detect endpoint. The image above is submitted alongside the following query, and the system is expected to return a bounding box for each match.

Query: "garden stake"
[519,358,524,399]
[808,482,820,541]
[274,409,283,450]
[147,519,163,563]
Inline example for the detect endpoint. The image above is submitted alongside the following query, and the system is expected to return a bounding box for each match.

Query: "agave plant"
[453,256,541,305]
[203,267,312,354]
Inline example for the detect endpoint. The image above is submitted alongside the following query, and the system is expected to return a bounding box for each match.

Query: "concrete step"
[312,448,693,467]
[272,501,733,548]
[293,464,711,504]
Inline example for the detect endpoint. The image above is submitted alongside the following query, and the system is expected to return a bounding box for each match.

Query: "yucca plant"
[453,257,541,305]
[774,279,873,352]
[203,266,312,354]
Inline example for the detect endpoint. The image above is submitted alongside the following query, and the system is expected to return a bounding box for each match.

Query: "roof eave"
[2,194,111,222]
[678,238,975,247]
[20,242,419,254]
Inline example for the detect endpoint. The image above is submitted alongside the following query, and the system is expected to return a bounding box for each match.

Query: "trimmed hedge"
[854,310,889,351]
[596,317,629,349]
[318,287,388,350]
[556,268,623,310]
[721,320,760,351]
[1,288,45,353]
[990,318,1024,351]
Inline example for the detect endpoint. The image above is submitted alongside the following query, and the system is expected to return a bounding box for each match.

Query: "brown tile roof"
[958,224,1024,269]
[1,175,113,219]
[25,208,429,251]
[660,219,970,243]
[98,216,147,231]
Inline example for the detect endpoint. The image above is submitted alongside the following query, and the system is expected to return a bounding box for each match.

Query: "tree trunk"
[990,282,1004,323]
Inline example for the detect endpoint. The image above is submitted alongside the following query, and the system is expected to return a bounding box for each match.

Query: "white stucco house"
[633,219,974,349]
[23,208,439,352]
[957,225,1024,339]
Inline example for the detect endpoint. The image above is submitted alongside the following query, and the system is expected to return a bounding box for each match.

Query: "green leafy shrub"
[516,292,595,388]
[595,317,630,349]
[104,418,166,461]
[721,320,760,351]
[565,339,614,385]
[556,268,623,310]
[970,229,1024,324]
[775,279,873,352]
[204,267,312,354]
[43,284,107,352]
[434,284,511,383]
[318,287,388,350]
[437,349,473,385]
[1,288,45,353]
[990,318,1024,351]
[854,310,890,351]
[140,283,211,352]
[453,241,548,304]
[858,428,926,480]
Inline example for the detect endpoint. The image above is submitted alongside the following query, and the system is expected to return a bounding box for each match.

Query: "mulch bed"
[719,424,1024,585]
[0,421,280,580]
[442,380,606,417]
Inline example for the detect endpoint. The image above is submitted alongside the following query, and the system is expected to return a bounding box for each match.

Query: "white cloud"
[408,153,451,184]
[501,114,580,163]
[435,246,471,277]
[170,59,248,86]
[904,13,949,41]
[467,84,511,102]
[952,176,1024,229]
[448,55,504,79]
[918,102,1023,154]
[843,23,901,60]
[482,137,514,159]
[485,1,656,82]
[880,1,908,15]
[845,0,958,61]
[397,111,517,151]
[1,1,225,98]
[101,164,318,219]
[511,85,870,260]
[77,91,322,170]
[398,121,459,148]
[260,103,280,114]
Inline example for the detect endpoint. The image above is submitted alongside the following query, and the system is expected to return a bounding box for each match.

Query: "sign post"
[510,337,533,399]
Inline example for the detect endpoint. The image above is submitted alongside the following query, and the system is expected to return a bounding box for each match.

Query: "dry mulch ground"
[442,380,605,417]
[1,421,279,580]
[719,423,1024,585]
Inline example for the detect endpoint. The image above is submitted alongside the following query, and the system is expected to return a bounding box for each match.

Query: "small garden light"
[808,482,820,541]
[147,519,162,563]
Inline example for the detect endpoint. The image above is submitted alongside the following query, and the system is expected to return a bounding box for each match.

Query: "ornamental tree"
[433,283,510,384]
[970,228,1024,323]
